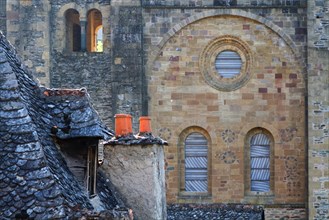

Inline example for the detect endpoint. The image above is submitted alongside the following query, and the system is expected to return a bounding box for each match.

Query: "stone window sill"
[178,192,212,203]
[243,193,275,204]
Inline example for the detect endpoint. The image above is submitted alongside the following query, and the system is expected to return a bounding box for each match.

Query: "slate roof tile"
[0,32,125,218]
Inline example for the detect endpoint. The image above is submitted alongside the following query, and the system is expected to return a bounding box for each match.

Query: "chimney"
[139,116,152,134]
[114,114,132,137]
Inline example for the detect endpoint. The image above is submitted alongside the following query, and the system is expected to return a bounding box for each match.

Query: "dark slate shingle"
[0,31,122,219]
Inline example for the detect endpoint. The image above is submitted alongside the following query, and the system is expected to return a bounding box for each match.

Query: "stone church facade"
[1,0,328,219]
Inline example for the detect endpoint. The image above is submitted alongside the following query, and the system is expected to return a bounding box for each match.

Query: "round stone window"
[199,36,252,91]
[215,50,242,78]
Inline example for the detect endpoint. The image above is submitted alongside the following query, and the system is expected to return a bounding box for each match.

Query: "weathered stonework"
[49,1,114,127]
[0,0,5,35]
[307,0,329,219]
[148,14,306,204]
[264,207,307,219]
[142,0,307,7]
[199,35,253,91]
[102,143,167,220]
[2,0,328,218]
[110,5,144,129]
[6,0,51,86]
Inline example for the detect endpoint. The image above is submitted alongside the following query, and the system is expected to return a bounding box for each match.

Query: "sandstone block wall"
[147,12,306,205]
[265,207,307,219]
[307,0,329,219]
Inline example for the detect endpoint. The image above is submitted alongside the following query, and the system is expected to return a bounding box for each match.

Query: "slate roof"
[0,32,123,219]
[167,204,264,220]
[104,133,168,146]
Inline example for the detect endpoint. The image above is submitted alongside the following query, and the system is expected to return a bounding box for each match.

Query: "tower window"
[87,9,103,52]
[65,9,81,52]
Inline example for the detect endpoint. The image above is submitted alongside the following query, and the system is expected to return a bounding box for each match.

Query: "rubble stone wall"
[101,144,167,220]
[110,5,144,130]
[49,1,114,127]
[307,0,329,219]
[49,1,144,129]
[0,0,5,35]
[6,0,51,86]
[141,0,306,7]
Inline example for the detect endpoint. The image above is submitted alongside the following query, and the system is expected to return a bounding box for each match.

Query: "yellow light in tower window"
[96,26,103,52]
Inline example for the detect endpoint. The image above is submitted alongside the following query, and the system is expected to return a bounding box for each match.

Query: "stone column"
[307,0,329,219]
[80,20,87,52]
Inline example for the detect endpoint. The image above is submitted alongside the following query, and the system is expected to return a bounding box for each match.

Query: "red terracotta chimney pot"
[139,116,152,133]
[115,114,132,137]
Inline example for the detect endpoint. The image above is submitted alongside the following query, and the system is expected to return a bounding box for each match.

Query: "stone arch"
[87,9,103,52]
[147,9,304,73]
[58,3,85,20]
[239,122,280,145]
[85,4,107,17]
[65,9,81,52]
[54,4,84,51]
[243,127,275,200]
[177,126,212,196]
[54,3,110,52]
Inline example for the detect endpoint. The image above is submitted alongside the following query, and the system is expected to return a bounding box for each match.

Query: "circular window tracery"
[199,36,252,91]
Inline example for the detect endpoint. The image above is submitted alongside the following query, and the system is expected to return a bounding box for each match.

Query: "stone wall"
[141,0,306,7]
[6,0,51,86]
[147,12,306,204]
[48,1,144,129]
[110,5,144,130]
[264,207,307,219]
[49,0,114,127]
[143,7,307,67]
[4,1,329,218]
[101,144,167,220]
[50,52,113,127]
[307,0,329,219]
[0,0,5,35]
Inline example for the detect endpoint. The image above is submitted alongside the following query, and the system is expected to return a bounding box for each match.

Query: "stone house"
[0,32,132,219]
[0,0,328,219]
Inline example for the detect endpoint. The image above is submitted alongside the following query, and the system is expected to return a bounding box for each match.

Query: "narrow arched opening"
[87,9,103,52]
[65,9,81,52]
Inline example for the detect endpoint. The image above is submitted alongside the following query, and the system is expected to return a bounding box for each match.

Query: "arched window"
[65,9,81,52]
[244,128,274,197]
[250,133,270,192]
[184,132,208,192]
[87,9,103,52]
